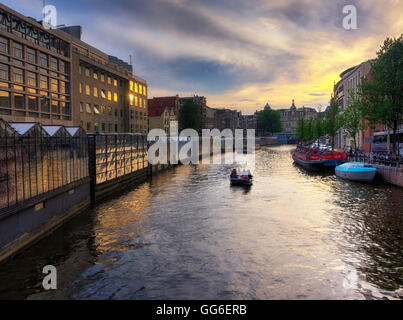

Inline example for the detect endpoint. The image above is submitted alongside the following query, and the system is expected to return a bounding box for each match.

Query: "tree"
[304,117,314,142]
[342,89,364,150]
[313,116,324,147]
[257,108,282,135]
[360,34,403,156]
[296,117,305,142]
[324,96,342,150]
[178,99,202,131]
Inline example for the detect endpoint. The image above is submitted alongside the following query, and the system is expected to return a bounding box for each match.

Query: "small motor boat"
[230,169,253,186]
[335,162,377,183]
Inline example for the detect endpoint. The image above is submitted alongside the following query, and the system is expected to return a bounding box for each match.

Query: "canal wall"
[374,165,403,187]
[0,179,91,263]
[0,124,231,263]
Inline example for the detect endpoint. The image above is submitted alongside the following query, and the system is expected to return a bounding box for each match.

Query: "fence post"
[88,134,96,206]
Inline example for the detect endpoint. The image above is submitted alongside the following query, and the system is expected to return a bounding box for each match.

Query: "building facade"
[0,4,72,125]
[333,61,372,149]
[0,3,147,134]
[148,96,180,134]
[278,100,317,135]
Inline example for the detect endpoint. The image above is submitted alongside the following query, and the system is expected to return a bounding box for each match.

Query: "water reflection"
[0,145,401,299]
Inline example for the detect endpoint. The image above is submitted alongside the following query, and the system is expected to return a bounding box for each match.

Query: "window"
[101,105,106,114]
[102,123,105,131]
[27,48,36,64]
[113,92,117,102]
[108,106,112,115]
[0,63,9,81]
[14,93,25,109]
[101,89,106,99]
[107,91,111,101]
[80,102,83,112]
[13,42,23,59]
[85,68,90,77]
[40,53,48,67]
[60,81,67,94]
[79,82,83,94]
[130,80,134,91]
[94,122,99,131]
[107,76,111,85]
[51,57,58,70]
[79,66,82,74]
[143,86,147,96]
[61,61,68,73]
[94,105,100,114]
[87,122,91,131]
[134,82,138,93]
[94,87,98,97]
[139,84,142,95]
[101,74,104,82]
[0,37,8,53]
[135,96,138,106]
[0,91,10,108]
[113,79,117,86]
[14,68,24,84]
[40,97,49,112]
[27,72,36,87]
[93,72,98,80]
[50,78,58,92]
[28,96,38,110]
[86,84,90,95]
[86,103,91,114]
[51,100,59,113]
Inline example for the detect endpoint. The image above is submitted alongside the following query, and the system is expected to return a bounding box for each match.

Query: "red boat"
[292,147,347,171]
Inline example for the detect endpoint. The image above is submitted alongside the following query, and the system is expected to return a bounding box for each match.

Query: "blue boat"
[335,162,377,183]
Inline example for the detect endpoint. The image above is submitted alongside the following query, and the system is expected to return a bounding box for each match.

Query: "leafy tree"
[178,99,201,131]
[360,34,403,156]
[341,89,364,150]
[324,96,342,150]
[304,118,314,142]
[296,117,305,142]
[257,108,282,135]
[313,116,325,147]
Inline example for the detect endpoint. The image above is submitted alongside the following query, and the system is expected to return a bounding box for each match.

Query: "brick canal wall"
[374,165,403,188]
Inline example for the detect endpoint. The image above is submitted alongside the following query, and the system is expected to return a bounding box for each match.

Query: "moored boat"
[292,146,347,171]
[335,162,377,183]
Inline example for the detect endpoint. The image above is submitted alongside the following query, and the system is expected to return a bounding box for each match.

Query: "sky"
[4,0,403,114]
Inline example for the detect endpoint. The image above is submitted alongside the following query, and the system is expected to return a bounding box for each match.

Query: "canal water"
[0,145,402,300]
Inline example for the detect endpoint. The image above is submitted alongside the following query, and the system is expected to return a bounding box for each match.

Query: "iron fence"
[0,121,89,210]
[348,152,402,167]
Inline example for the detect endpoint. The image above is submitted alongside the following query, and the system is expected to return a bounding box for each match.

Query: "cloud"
[2,0,402,114]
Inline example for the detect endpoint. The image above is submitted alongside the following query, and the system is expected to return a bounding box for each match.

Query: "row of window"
[79,83,119,102]
[79,101,147,120]
[0,36,69,73]
[79,66,121,86]
[129,80,146,96]
[0,63,69,95]
[0,90,69,112]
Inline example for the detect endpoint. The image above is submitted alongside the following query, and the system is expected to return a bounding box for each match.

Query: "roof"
[148,96,178,117]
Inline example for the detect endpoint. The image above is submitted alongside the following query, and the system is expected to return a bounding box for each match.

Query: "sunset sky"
[5,0,403,114]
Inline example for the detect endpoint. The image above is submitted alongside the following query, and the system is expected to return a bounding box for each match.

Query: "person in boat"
[230,169,238,178]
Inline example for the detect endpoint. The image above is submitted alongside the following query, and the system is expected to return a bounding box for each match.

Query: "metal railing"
[0,122,89,210]
[348,152,402,167]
